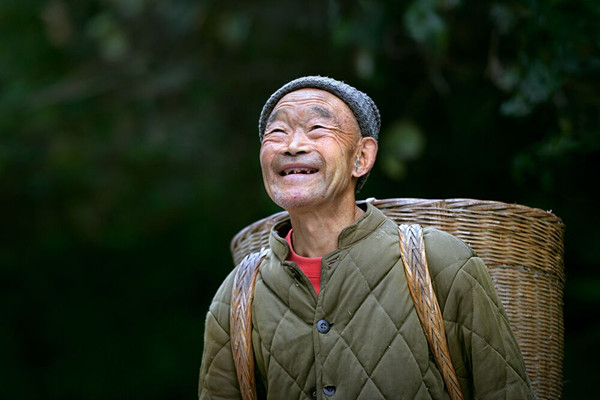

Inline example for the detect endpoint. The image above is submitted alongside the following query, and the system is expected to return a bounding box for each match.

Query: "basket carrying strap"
[398,224,465,400]
[230,227,464,400]
[230,248,268,400]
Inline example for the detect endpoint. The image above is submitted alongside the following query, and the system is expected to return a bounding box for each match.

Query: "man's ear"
[352,137,378,179]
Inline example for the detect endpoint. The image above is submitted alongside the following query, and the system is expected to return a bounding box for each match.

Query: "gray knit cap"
[258,76,381,193]
[258,76,381,142]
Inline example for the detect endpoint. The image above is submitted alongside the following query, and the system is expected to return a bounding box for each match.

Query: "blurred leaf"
[86,12,129,61]
[218,11,251,49]
[489,3,517,35]
[380,120,426,181]
[383,120,426,161]
[404,0,448,53]
[40,0,73,47]
[380,156,407,181]
[354,47,375,79]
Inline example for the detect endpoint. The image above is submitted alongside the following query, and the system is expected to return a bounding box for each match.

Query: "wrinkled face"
[259,88,364,211]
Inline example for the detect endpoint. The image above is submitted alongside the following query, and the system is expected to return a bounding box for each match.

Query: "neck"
[287,197,364,258]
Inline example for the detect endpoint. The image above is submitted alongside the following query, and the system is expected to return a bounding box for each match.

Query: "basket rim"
[230,197,564,254]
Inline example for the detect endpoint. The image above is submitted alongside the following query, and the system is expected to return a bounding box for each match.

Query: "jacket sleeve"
[439,256,535,400]
[198,269,241,400]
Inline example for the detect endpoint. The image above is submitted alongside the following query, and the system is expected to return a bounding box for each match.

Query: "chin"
[270,191,322,211]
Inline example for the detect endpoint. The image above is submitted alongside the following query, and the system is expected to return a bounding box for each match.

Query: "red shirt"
[285,229,322,294]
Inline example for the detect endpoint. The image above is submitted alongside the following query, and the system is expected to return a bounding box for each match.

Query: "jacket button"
[323,385,336,396]
[316,319,331,334]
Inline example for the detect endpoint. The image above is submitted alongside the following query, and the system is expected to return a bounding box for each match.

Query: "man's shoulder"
[374,216,476,276]
[419,226,482,311]
[421,226,476,276]
[212,249,271,307]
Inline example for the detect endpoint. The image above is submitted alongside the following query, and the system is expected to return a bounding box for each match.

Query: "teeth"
[283,169,317,176]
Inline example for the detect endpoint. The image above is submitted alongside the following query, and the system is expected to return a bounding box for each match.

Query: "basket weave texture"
[230,198,565,400]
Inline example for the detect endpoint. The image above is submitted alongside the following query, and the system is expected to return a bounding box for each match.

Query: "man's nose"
[285,129,311,155]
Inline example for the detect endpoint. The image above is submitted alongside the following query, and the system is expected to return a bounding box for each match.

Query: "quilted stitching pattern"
[252,217,445,399]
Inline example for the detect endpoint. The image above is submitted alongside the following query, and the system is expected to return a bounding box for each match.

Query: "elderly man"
[198,76,533,399]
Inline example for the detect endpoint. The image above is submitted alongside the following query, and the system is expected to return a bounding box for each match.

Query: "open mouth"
[280,168,319,176]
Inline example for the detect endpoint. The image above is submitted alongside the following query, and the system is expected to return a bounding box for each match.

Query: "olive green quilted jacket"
[198,204,534,399]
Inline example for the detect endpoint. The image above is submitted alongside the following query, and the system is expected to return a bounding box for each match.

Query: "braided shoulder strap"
[398,224,465,400]
[230,248,268,400]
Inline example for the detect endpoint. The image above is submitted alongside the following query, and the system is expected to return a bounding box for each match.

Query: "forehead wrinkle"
[267,104,338,127]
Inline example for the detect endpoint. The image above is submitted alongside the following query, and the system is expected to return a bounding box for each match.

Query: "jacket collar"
[268,202,388,261]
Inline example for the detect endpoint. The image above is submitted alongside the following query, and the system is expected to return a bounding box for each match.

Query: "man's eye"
[311,125,325,131]
[266,128,285,135]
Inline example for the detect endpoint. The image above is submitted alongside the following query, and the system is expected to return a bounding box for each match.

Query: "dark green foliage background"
[1,1,598,398]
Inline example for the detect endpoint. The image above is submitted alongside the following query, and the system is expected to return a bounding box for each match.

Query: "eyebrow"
[308,106,334,120]
[266,109,284,126]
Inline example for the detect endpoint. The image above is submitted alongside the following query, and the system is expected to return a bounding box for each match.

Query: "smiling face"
[259,88,376,212]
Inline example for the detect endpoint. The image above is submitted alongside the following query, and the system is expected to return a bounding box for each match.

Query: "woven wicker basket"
[230,198,565,400]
